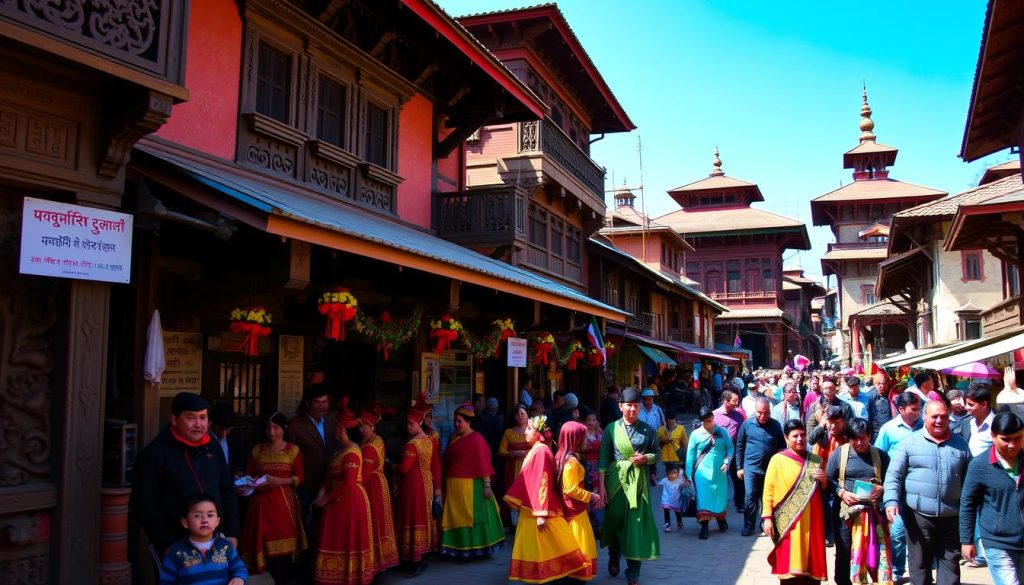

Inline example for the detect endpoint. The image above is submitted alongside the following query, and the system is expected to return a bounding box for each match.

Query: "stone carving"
[245,136,296,178]
[357,177,394,214]
[0,196,56,489]
[309,163,351,199]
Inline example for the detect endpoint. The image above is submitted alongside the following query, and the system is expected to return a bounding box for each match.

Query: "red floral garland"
[229,307,271,357]
[317,287,357,341]
[430,313,462,354]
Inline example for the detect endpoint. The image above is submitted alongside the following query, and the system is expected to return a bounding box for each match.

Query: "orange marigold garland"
[532,332,555,366]
[230,307,271,356]
[429,313,462,354]
[317,287,358,341]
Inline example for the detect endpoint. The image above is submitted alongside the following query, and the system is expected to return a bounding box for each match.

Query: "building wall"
[396,93,433,228]
[155,0,241,159]
[464,123,516,187]
[683,241,783,308]
[930,240,1002,343]
[839,271,877,322]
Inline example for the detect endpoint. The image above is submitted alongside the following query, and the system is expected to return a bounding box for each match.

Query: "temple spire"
[710,146,724,177]
[859,83,876,143]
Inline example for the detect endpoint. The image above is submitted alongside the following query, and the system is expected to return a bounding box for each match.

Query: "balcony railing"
[625,311,655,335]
[827,242,886,251]
[982,296,1022,337]
[437,186,526,247]
[0,1,188,85]
[518,120,605,202]
[708,290,779,300]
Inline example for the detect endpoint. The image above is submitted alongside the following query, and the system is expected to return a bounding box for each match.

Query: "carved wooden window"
[256,41,292,123]
[365,100,390,168]
[726,260,741,293]
[962,250,984,282]
[551,218,564,256]
[317,76,348,148]
[567,227,581,264]
[529,205,547,247]
[1004,261,1020,299]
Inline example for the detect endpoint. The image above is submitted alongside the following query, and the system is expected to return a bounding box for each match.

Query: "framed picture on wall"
[421,352,440,404]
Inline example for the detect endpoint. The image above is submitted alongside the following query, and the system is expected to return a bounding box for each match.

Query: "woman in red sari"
[312,398,375,585]
[359,405,398,575]
[395,397,441,576]
[239,412,307,584]
[762,418,828,585]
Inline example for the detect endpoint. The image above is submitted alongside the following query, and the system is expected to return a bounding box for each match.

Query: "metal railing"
[518,120,605,202]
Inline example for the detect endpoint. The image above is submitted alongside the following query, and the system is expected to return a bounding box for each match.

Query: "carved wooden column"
[57,279,110,585]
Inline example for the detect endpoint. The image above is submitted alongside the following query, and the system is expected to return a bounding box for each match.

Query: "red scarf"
[171,425,212,448]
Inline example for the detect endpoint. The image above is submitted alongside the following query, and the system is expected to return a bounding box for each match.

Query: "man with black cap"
[133,391,239,559]
[598,388,660,585]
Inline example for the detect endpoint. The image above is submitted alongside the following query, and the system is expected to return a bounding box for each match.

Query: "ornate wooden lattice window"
[364,100,390,168]
[316,75,348,148]
[529,204,547,247]
[566,227,581,264]
[255,41,292,124]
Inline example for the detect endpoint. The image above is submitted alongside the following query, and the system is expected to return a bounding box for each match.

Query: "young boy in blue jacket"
[160,495,247,585]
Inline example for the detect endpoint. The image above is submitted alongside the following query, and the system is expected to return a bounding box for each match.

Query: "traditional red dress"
[396,434,440,562]
[427,428,442,551]
[361,435,398,573]
[313,445,375,585]
[239,442,308,573]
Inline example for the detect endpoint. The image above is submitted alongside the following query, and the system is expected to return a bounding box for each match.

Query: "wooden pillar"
[57,279,110,585]
[851,323,861,364]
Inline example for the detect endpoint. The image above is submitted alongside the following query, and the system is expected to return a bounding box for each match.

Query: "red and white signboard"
[19,197,134,284]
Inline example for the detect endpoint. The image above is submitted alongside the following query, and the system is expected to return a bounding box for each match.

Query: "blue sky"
[438,0,1009,285]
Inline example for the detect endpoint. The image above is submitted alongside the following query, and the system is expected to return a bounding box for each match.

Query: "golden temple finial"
[710,146,724,177]
[859,82,876,143]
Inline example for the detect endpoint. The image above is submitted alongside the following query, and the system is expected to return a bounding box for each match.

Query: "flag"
[586,317,606,368]
[733,334,742,349]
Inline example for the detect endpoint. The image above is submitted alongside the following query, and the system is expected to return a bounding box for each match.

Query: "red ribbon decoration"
[587,351,604,368]
[431,328,459,354]
[230,321,271,356]
[495,329,515,358]
[534,342,553,366]
[318,295,356,341]
[567,349,584,371]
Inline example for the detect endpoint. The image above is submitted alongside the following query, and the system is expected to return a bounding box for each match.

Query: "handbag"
[679,483,697,517]
[431,495,443,519]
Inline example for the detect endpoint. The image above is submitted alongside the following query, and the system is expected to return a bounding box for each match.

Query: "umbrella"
[793,354,811,371]
[143,309,165,384]
[942,361,1001,379]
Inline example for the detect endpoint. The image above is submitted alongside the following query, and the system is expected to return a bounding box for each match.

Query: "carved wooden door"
[206,354,271,468]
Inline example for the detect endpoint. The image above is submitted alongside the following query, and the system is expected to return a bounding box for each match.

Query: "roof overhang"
[945,196,1024,265]
[133,139,627,322]
[961,0,1024,161]
[876,248,929,302]
[457,5,634,133]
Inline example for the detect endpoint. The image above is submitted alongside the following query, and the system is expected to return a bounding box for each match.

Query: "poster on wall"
[19,197,134,283]
[421,352,440,404]
[507,337,527,367]
[160,332,203,397]
[278,335,305,417]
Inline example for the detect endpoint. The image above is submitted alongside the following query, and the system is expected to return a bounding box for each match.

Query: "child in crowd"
[658,465,688,532]
[658,409,688,477]
[160,495,248,585]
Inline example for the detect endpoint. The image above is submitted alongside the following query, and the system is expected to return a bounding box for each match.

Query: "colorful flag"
[586,317,606,368]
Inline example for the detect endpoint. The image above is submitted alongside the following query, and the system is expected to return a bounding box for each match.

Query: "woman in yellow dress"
[504,415,588,583]
[498,403,530,526]
[359,405,398,574]
[658,408,688,476]
[557,421,602,581]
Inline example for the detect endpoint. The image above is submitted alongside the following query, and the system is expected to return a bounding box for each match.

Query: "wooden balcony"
[982,296,1022,337]
[501,120,606,214]
[437,185,527,248]
[626,311,655,335]
[0,1,188,89]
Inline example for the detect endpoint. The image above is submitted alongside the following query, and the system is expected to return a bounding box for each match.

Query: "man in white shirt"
[771,382,802,425]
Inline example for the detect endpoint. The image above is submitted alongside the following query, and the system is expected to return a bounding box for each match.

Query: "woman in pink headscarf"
[557,421,602,581]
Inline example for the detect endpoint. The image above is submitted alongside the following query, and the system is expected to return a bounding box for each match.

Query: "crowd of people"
[134,362,1024,585]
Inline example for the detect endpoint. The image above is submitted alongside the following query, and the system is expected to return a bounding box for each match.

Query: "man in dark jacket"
[960,412,1024,583]
[133,391,239,557]
[735,397,784,536]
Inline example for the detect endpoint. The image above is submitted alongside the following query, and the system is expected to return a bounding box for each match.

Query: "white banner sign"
[19,197,134,284]
[507,337,527,368]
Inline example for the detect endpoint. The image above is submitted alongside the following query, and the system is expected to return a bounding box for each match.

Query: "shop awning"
[636,344,677,366]
[671,341,739,363]
[874,340,975,368]
[132,142,627,322]
[911,329,1024,371]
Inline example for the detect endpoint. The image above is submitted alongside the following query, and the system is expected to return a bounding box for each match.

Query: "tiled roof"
[844,141,898,155]
[812,178,946,203]
[847,302,907,321]
[655,207,808,240]
[821,247,888,261]
[668,174,759,193]
[895,172,1023,219]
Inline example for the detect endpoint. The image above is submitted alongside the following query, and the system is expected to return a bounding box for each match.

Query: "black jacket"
[132,425,240,553]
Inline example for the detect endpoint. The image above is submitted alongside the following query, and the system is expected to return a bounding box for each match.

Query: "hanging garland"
[429,313,462,354]
[317,287,358,341]
[560,340,585,370]
[354,305,423,360]
[586,347,605,368]
[531,332,555,366]
[460,318,517,361]
[229,306,272,356]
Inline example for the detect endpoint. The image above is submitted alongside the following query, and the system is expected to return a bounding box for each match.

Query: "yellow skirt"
[509,514,588,583]
[566,513,597,581]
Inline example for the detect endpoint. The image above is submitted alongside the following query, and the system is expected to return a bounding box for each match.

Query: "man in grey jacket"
[884,401,970,585]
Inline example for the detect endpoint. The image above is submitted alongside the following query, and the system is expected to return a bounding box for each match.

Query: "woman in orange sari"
[239,412,307,584]
[498,403,530,526]
[313,398,375,585]
[395,397,441,576]
[359,405,398,575]
[762,418,828,585]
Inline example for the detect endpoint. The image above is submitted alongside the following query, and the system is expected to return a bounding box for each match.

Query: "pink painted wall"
[397,93,434,228]
[155,0,241,160]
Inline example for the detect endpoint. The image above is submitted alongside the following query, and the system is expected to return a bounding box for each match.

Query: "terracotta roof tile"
[812,178,946,203]
[668,174,759,193]
[655,207,805,233]
[894,172,1023,219]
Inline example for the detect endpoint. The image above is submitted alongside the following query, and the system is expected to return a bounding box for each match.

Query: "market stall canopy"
[636,344,677,366]
[874,340,976,368]
[132,141,627,322]
[911,329,1024,371]
[671,341,739,364]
